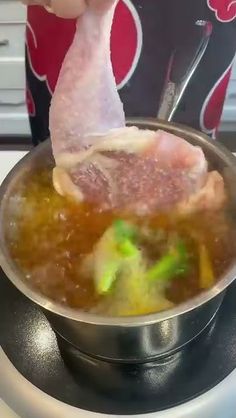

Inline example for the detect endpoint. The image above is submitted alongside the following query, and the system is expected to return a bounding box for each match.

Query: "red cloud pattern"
[200,60,234,136]
[26,0,141,94]
[207,0,236,22]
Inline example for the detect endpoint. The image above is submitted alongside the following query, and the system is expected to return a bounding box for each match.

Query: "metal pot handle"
[157,20,212,122]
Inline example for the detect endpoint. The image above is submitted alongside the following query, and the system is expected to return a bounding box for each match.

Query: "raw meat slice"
[53,127,211,214]
[178,171,226,214]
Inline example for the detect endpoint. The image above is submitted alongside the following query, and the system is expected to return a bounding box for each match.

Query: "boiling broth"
[7,169,236,316]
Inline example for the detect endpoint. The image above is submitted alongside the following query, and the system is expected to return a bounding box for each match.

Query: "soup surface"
[6,169,236,316]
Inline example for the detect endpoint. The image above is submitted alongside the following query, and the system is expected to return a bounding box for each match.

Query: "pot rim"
[1,117,236,327]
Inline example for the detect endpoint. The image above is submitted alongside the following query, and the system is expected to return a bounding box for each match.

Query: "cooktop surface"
[1,271,236,415]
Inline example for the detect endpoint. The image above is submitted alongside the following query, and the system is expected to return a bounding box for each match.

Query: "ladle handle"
[157,20,212,122]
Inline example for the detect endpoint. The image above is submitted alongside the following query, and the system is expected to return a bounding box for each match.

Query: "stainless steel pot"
[0,19,235,363]
[1,118,236,363]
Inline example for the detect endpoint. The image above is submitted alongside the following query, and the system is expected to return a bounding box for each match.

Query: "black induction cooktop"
[1,270,236,415]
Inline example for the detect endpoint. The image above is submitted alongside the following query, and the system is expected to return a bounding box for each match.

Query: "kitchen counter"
[0,400,19,418]
[0,151,27,183]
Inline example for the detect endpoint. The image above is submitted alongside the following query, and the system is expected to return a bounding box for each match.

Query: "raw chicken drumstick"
[49,0,225,214]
